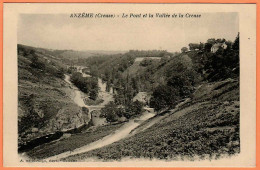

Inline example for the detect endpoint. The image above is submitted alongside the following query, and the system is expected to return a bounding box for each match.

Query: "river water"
[64,69,113,108]
[44,68,156,161]
[64,74,88,108]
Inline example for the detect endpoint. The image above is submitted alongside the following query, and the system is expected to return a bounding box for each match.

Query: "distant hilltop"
[17,44,126,60]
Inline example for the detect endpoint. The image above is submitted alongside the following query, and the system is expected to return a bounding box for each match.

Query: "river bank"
[43,68,156,161]
[23,67,156,160]
[19,72,102,153]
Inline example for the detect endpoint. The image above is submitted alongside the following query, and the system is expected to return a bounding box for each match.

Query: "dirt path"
[45,111,155,161]
[53,70,155,161]
[130,98,191,135]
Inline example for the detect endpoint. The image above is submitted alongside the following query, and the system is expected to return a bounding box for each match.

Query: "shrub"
[70,72,98,98]
[124,101,144,119]
[30,55,45,70]
[100,102,119,123]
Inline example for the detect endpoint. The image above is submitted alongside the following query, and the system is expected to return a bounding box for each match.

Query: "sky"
[18,13,238,52]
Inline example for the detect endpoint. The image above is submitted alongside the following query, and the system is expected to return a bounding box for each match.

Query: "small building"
[132,92,151,105]
[211,42,227,53]
[211,43,222,53]
[221,42,228,49]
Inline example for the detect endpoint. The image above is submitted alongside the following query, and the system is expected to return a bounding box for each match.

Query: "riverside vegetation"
[18,33,240,160]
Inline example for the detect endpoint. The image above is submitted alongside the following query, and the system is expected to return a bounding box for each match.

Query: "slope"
[62,78,239,161]
[18,45,90,148]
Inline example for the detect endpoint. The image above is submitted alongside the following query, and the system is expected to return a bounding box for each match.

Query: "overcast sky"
[18,13,238,52]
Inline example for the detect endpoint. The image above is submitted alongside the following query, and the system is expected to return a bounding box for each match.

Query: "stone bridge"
[86,105,105,115]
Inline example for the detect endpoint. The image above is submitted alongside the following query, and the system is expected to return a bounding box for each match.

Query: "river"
[44,67,156,161]
[64,68,113,108]
[64,74,89,108]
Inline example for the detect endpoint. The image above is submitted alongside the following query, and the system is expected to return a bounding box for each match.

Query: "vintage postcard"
[3,3,256,167]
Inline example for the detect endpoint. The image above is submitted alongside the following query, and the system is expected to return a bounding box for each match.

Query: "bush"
[67,67,77,74]
[139,59,153,67]
[181,47,188,53]
[150,69,196,111]
[89,89,98,100]
[150,85,180,111]
[30,55,45,70]
[124,101,144,119]
[100,102,119,123]
[70,72,98,98]
[100,101,144,122]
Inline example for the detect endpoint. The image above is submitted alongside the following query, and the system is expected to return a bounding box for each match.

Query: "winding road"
[44,68,156,161]
[45,111,155,161]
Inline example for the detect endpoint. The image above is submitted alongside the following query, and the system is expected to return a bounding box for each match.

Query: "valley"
[18,33,240,162]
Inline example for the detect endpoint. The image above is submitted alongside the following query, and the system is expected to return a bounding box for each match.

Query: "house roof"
[133,92,150,102]
[211,43,222,49]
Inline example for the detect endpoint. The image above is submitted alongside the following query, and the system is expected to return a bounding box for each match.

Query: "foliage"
[188,43,204,51]
[30,54,46,70]
[100,100,144,122]
[100,102,120,123]
[63,88,240,161]
[67,66,77,74]
[181,47,188,53]
[204,43,213,52]
[27,51,65,79]
[149,56,198,111]
[89,65,99,77]
[139,58,153,67]
[126,50,171,58]
[89,89,98,100]
[67,33,240,112]
[232,33,239,51]
[203,33,239,81]
[124,101,144,119]
[150,85,178,111]
[70,72,99,100]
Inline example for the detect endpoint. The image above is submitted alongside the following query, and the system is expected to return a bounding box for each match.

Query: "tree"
[232,33,239,51]
[70,72,99,97]
[150,85,180,111]
[207,38,216,45]
[67,66,77,74]
[204,43,213,52]
[139,58,153,67]
[199,42,204,50]
[90,65,99,77]
[100,102,119,123]
[55,68,65,79]
[167,71,195,96]
[181,47,188,53]
[30,54,45,70]
[201,34,239,82]
[89,89,98,100]
[124,101,144,119]
[188,43,200,51]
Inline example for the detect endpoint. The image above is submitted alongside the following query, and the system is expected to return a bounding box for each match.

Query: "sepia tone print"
[16,12,241,162]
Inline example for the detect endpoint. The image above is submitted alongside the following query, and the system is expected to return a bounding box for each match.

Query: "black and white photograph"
[3,3,256,167]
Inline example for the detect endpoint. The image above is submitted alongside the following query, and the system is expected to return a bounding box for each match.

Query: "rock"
[31,127,39,133]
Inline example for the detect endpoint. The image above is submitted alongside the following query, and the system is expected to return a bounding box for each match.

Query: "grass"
[18,52,86,146]
[62,80,240,161]
[26,123,124,159]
